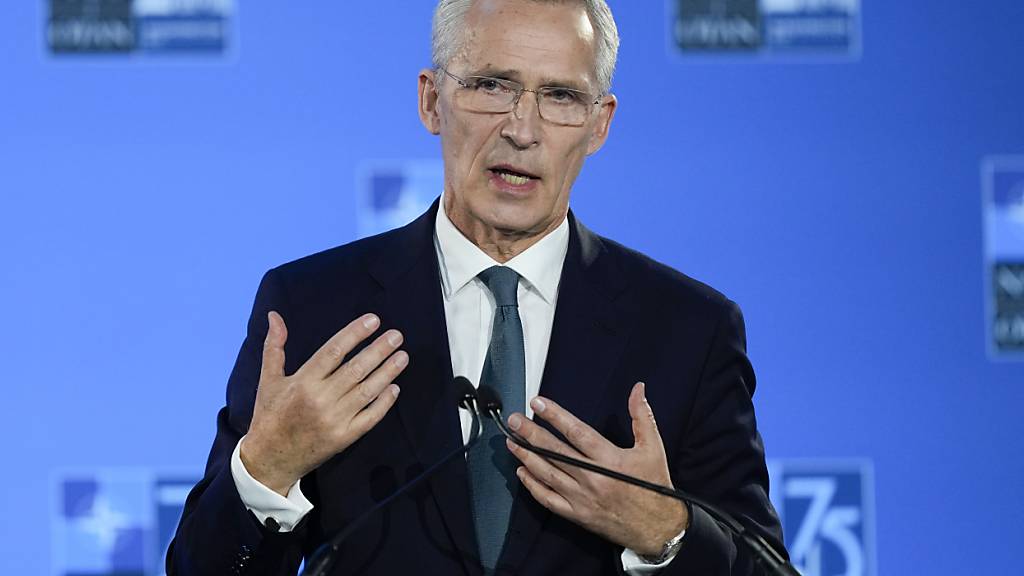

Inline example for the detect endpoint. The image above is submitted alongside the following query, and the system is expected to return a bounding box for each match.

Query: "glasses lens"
[455,77,517,113]
[539,104,584,126]
[538,89,589,126]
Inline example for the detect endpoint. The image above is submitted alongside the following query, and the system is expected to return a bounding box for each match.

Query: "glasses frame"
[439,68,604,127]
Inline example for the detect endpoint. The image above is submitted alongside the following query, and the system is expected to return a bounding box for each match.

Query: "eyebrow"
[467,66,591,93]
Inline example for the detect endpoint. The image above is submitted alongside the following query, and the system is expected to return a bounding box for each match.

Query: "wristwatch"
[638,529,686,565]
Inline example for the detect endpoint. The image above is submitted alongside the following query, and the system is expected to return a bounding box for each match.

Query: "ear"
[585,93,617,156]
[418,69,442,135]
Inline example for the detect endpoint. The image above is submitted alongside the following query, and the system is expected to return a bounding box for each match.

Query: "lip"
[487,167,540,194]
[488,164,541,180]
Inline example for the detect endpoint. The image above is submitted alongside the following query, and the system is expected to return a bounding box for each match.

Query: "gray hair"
[431,0,620,94]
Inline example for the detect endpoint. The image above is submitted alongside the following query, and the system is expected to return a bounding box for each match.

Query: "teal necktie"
[468,266,526,574]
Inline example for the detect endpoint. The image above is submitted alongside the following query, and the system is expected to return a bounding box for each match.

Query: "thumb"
[629,382,663,451]
[261,310,288,379]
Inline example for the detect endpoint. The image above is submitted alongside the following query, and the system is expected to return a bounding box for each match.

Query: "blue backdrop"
[2,1,1022,574]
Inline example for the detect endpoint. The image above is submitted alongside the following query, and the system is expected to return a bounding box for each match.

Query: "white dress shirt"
[433,199,566,439]
[230,199,678,573]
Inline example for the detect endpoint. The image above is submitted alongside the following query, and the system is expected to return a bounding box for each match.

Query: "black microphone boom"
[302,377,484,576]
[477,385,800,576]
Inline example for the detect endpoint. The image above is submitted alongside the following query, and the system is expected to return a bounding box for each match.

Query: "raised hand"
[240,311,408,495]
[506,382,688,556]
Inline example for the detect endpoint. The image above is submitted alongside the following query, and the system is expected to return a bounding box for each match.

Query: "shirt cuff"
[619,528,686,575]
[230,436,314,532]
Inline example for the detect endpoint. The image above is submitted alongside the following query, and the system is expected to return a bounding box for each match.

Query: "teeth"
[497,171,530,186]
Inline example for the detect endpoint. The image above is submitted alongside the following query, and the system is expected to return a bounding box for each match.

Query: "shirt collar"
[434,196,569,304]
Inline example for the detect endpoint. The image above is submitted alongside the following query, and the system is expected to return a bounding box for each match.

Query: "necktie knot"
[478,266,520,307]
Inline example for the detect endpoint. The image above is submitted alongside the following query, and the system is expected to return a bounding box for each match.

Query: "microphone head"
[452,376,477,410]
[476,385,504,414]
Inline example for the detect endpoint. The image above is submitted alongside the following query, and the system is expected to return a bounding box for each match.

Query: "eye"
[544,88,583,105]
[471,77,507,94]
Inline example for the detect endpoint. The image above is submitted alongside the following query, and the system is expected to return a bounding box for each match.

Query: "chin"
[451,186,560,237]
[484,209,554,237]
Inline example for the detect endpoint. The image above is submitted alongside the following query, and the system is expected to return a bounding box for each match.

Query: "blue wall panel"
[1,1,1022,574]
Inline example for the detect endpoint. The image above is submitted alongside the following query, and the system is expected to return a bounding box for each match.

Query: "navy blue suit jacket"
[167,200,784,575]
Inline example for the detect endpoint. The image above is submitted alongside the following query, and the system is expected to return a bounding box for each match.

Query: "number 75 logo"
[768,460,876,576]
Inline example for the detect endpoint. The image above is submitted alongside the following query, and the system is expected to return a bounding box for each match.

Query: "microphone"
[477,385,800,576]
[302,377,484,576]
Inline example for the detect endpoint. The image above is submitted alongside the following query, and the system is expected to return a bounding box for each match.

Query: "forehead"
[454,0,598,90]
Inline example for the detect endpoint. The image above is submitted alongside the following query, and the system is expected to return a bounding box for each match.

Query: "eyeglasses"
[440,68,602,127]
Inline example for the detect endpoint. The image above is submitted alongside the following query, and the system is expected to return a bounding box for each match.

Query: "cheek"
[439,111,469,171]
[448,121,496,180]
[556,138,591,183]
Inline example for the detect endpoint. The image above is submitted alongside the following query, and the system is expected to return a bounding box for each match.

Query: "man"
[168,0,785,574]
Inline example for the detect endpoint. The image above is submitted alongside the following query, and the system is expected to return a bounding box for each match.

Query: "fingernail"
[506,438,517,451]
[508,413,522,431]
[363,314,379,329]
[387,330,403,346]
[531,397,546,413]
[393,351,409,368]
[389,384,401,398]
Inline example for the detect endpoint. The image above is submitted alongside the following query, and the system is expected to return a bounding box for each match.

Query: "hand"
[506,382,688,556]
[240,311,408,495]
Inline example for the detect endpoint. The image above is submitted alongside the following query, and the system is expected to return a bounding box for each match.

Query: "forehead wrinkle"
[467,63,590,92]
[466,44,595,90]
[453,0,600,90]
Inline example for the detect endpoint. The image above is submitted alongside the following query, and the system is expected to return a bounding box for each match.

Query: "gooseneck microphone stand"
[475,385,800,576]
[302,377,484,576]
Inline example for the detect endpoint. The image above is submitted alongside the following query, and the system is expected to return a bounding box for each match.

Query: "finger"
[508,412,593,480]
[331,328,404,390]
[300,313,381,379]
[516,466,576,520]
[346,383,402,439]
[508,412,587,461]
[260,311,288,380]
[338,349,409,410]
[506,438,581,495]
[629,382,665,452]
[529,396,615,459]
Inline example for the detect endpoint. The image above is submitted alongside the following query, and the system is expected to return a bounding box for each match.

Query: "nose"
[501,90,541,149]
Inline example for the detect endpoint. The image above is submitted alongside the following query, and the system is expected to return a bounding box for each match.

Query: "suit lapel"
[497,212,635,573]
[369,200,483,575]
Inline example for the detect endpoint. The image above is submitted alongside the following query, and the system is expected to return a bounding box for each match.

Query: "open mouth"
[489,165,539,187]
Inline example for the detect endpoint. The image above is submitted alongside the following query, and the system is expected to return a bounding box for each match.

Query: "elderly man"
[168,0,784,574]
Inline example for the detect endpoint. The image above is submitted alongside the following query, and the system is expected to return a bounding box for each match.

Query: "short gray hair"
[431,0,620,94]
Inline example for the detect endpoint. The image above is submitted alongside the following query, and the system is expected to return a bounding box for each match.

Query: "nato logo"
[983,157,1024,358]
[49,0,135,53]
[356,160,444,239]
[52,470,198,576]
[672,0,861,57]
[768,460,876,576]
[48,0,233,55]
[674,0,762,51]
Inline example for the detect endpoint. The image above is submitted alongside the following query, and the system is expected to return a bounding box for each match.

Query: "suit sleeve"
[166,268,309,576]
[661,300,786,575]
